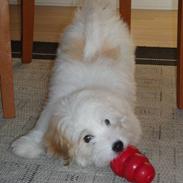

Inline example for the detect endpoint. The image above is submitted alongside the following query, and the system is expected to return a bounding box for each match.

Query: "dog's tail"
[74,0,124,61]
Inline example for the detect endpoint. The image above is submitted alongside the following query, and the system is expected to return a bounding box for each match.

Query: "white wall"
[9,0,178,10]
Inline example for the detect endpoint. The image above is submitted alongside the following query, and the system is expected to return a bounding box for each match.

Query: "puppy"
[12,0,141,167]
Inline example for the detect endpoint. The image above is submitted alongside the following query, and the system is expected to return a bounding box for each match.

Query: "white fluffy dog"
[12,0,141,167]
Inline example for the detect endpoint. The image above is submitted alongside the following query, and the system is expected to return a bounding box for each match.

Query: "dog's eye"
[83,135,94,143]
[104,119,111,126]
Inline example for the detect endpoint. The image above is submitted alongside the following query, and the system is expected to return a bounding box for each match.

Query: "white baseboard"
[132,0,178,10]
[9,0,178,10]
[9,0,76,6]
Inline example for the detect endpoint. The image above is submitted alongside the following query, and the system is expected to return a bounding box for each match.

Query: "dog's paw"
[12,136,44,159]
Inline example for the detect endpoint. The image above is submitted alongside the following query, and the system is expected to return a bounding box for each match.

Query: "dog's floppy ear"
[44,115,73,165]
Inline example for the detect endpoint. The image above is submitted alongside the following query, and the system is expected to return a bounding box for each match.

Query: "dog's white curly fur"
[12,0,141,167]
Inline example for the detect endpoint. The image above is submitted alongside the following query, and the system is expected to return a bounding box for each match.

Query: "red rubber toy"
[110,145,155,183]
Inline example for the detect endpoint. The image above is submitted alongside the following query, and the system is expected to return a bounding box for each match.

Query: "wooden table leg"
[0,0,15,118]
[21,0,35,64]
[119,0,131,28]
[177,0,183,109]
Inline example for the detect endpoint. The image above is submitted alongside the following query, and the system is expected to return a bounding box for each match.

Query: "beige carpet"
[0,59,183,183]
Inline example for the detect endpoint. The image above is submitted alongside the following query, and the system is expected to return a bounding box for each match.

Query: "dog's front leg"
[12,103,54,158]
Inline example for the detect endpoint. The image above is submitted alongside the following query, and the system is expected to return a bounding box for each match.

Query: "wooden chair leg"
[119,0,131,28]
[177,0,183,109]
[0,0,15,118]
[21,0,35,64]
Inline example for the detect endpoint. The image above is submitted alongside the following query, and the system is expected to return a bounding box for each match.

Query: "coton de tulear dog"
[12,0,141,167]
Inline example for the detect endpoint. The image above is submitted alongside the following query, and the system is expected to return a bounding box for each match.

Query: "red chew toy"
[110,145,155,183]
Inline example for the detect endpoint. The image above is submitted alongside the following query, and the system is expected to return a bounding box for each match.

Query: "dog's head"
[44,90,141,167]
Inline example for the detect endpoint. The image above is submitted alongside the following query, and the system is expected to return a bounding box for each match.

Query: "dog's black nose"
[112,140,124,153]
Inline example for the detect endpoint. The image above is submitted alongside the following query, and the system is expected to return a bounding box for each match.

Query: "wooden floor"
[10,5,178,47]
